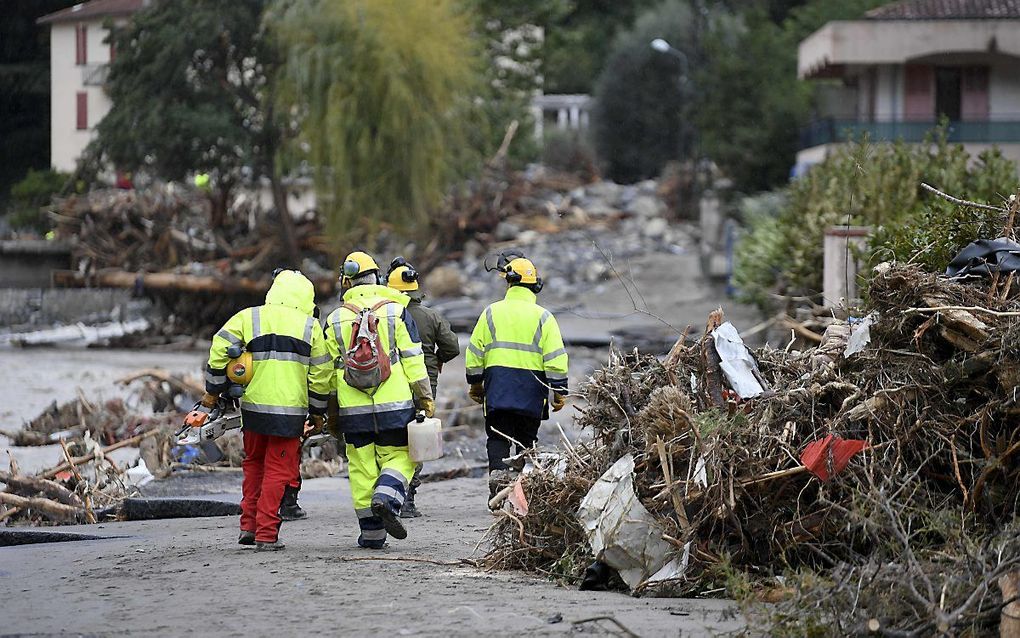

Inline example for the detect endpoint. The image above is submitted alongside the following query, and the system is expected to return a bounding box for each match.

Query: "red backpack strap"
[341,302,363,314]
[370,300,395,313]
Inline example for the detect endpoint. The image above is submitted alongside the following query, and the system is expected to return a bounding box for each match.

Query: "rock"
[425,266,464,298]
[583,200,619,217]
[641,217,670,240]
[494,220,522,242]
[626,195,665,219]
[584,180,623,206]
[637,179,658,196]
[517,230,541,245]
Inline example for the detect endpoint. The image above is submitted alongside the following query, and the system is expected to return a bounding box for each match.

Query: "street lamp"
[650,38,688,84]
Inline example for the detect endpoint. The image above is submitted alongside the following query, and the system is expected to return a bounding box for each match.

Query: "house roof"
[865,0,1020,19]
[37,0,145,25]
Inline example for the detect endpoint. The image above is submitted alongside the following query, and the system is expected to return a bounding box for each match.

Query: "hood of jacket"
[342,283,410,308]
[265,270,316,315]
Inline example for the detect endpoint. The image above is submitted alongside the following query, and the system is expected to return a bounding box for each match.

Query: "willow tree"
[271,0,483,236]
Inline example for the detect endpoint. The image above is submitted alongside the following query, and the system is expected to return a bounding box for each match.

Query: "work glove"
[304,414,325,437]
[184,392,220,427]
[551,392,566,412]
[469,383,485,405]
[419,398,436,418]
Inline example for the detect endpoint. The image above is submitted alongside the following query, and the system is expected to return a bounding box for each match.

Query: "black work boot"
[370,496,407,540]
[400,485,422,519]
[238,530,255,546]
[279,485,306,521]
[255,540,286,551]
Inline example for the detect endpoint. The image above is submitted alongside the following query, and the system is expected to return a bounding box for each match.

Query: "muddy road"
[0,475,741,637]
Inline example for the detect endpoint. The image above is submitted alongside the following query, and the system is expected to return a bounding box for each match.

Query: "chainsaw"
[176,397,242,445]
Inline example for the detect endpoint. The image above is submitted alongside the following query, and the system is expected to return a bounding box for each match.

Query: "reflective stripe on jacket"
[324,284,430,434]
[205,270,332,438]
[465,286,568,419]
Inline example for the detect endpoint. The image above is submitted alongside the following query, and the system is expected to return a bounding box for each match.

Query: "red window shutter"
[903,64,933,121]
[962,66,989,121]
[75,24,88,65]
[76,92,88,130]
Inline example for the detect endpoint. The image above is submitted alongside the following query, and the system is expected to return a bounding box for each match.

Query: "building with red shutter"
[37,0,145,173]
[796,0,1020,175]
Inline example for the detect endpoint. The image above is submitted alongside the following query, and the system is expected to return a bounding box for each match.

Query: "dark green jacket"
[405,292,460,393]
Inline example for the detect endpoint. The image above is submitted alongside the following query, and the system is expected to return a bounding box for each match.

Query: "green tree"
[0,1,77,209]
[592,0,694,183]
[543,0,658,94]
[94,0,298,259]
[273,0,484,236]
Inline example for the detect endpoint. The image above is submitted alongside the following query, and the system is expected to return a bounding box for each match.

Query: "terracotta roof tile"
[866,0,1020,19]
[37,0,145,25]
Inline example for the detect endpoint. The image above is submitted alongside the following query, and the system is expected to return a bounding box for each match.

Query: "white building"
[796,0,1020,174]
[38,0,144,173]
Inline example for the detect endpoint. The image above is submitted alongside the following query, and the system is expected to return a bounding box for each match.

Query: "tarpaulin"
[946,238,1020,278]
[576,454,686,589]
[800,435,868,482]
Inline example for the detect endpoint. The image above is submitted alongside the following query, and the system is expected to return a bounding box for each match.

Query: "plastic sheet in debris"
[576,454,686,590]
[845,313,878,357]
[712,322,766,399]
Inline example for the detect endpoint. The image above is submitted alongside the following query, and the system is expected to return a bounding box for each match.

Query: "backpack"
[341,300,394,392]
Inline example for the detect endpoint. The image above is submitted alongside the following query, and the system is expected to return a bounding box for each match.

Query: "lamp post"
[651,38,698,219]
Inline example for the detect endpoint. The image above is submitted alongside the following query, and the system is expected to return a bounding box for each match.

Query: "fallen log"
[0,471,83,507]
[0,492,82,521]
[53,269,335,296]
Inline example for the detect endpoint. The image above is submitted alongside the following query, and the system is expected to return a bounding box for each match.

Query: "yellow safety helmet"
[226,350,254,385]
[340,251,380,287]
[387,265,419,292]
[505,257,541,286]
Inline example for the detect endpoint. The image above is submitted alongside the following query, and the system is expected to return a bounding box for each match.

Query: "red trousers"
[240,432,300,543]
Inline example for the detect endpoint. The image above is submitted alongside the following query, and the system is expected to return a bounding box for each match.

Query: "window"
[75,24,88,65]
[76,92,88,130]
[935,67,962,122]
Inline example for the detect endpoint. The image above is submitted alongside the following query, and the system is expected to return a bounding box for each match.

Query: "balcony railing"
[81,64,109,87]
[801,118,1020,149]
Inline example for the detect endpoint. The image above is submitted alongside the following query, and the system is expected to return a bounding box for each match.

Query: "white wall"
[990,60,1020,121]
[874,65,902,121]
[49,20,116,173]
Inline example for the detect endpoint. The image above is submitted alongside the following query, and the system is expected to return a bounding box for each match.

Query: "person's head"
[340,251,380,289]
[386,256,420,293]
[265,268,316,315]
[504,257,543,294]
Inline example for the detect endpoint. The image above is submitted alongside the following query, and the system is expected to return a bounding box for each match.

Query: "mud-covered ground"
[0,475,742,637]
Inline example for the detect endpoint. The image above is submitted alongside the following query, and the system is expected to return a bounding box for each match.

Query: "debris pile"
[48,187,334,337]
[485,261,1020,635]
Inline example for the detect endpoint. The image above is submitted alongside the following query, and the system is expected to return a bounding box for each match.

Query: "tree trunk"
[270,170,300,268]
[207,183,232,229]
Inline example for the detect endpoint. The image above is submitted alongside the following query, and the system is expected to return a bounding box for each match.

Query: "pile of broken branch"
[484,260,1020,636]
[48,187,334,337]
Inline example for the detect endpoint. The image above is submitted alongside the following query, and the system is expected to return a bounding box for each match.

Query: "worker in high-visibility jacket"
[203,269,332,551]
[323,251,435,548]
[465,257,568,498]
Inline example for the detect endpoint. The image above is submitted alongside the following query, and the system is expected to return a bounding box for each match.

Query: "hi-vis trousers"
[345,429,416,544]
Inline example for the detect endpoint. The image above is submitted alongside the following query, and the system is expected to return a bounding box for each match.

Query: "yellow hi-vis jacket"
[205,270,332,438]
[465,285,568,419]
[324,284,431,434]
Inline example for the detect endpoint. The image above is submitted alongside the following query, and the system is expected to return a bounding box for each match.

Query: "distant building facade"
[38,0,144,173]
[796,0,1020,174]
